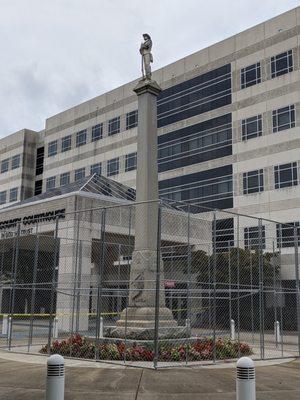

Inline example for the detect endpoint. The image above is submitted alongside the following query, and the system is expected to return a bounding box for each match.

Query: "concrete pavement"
[0,355,300,399]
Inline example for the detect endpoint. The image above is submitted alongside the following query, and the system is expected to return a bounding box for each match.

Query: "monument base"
[104,306,189,340]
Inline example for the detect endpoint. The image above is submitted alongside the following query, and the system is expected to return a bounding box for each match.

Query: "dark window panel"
[76,130,87,147]
[35,147,44,176]
[271,50,293,78]
[244,226,266,249]
[241,62,261,89]
[107,157,119,176]
[158,114,232,173]
[34,180,43,196]
[126,110,138,130]
[272,105,295,133]
[242,115,262,141]
[108,117,120,136]
[277,222,300,248]
[61,135,72,152]
[157,64,231,128]
[92,124,103,141]
[274,162,298,189]
[125,152,137,172]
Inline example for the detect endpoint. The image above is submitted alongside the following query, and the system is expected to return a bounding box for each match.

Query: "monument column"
[114,78,177,338]
[108,33,184,340]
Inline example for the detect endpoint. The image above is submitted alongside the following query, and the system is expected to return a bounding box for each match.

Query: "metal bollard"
[53,317,59,339]
[230,319,235,341]
[100,316,103,338]
[236,357,256,400]
[274,321,281,346]
[2,314,8,335]
[46,354,65,400]
[7,317,12,341]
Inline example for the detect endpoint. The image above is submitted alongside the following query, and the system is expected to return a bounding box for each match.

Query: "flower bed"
[40,334,253,362]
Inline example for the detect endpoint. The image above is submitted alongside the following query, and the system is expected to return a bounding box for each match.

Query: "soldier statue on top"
[140,33,153,80]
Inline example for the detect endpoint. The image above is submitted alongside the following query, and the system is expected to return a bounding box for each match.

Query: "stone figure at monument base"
[105,35,188,340]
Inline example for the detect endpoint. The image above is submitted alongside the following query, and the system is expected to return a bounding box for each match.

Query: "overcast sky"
[0,0,299,138]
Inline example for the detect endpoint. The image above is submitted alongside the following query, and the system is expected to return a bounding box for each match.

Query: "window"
[34,180,42,196]
[159,165,233,211]
[92,124,103,141]
[76,130,87,147]
[61,135,72,152]
[0,191,6,205]
[74,168,85,181]
[215,218,234,252]
[35,147,44,175]
[243,169,264,194]
[11,154,21,170]
[126,110,138,130]
[244,226,266,249]
[242,115,262,140]
[1,159,9,173]
[107,157,119,176]
[158,114,232,173]
[108,117,120,136]
[90,163,102,176]
[274,162,298,189]
[277,222,300,248]
[271,50,293,78]
[157,64,232,128]
[272,105,295,132]
[48,140,58,157]
[9,187,18,202]
[60,172,70,186]
[125,152,137,172]
[46,176,56,191]
[241,62,261,89]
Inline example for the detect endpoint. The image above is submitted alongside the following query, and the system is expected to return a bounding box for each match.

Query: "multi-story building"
[1,7,300,259]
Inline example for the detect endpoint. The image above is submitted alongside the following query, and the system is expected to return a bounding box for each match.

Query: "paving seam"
[135,369,144,400]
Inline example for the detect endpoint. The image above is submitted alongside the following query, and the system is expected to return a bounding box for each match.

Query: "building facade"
[1,8,300,260]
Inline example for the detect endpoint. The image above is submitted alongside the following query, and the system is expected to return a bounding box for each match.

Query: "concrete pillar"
[56,221,92,332]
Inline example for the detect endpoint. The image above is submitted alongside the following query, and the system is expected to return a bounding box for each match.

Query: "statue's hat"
[143,33,151,39]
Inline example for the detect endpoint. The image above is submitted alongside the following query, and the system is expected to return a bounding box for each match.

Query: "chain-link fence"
[0,200,299,368]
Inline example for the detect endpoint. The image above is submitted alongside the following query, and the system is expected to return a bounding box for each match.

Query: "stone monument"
[108,34,184,339]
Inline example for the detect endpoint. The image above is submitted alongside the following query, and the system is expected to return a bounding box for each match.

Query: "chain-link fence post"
[236,215,241,358]
[28,224,40,351]
[154,202,162,369]
[8,222,21,350]
[278,223,284,357]
[95,208,106,360]
[249,247,254,344]
[293,225,300,356]
[212,211,217,363]
[123,206,132,366]
[47,216,60,354]
[186,204,192,365]
[71,212,81,338]
[228,241,232,324]
[258,218,265,359]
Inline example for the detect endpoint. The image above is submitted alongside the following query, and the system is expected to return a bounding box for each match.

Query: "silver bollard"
[274,320,281,346]
[46,354,65,400]
[2,314,8,335]
[100,316,103,338]
[236,357,256,400]
[230,319,235,341]
[7,317,12,341]
[53,317,59,339]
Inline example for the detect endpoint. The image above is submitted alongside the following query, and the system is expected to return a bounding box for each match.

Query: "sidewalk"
[0,355,299,399]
